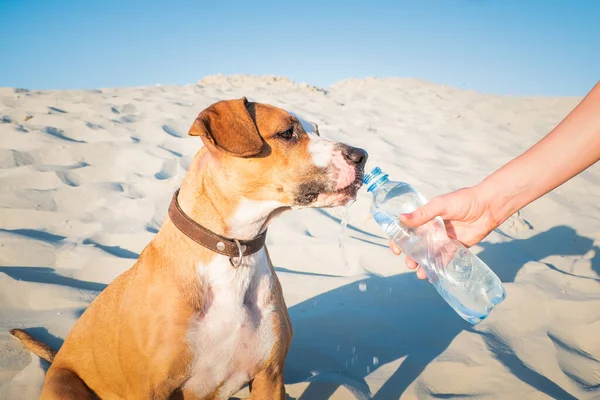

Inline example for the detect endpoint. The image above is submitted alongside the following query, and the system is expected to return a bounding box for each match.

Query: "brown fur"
[9,329,56,363]
[10,98,364,399]
[189,97,264,158]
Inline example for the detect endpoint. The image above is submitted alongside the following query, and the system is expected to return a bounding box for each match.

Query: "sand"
[1,75,599,399]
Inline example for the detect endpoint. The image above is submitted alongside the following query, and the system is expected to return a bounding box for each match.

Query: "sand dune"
[1,75,599,399]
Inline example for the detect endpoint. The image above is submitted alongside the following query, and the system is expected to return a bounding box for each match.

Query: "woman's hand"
[389,186,501,279]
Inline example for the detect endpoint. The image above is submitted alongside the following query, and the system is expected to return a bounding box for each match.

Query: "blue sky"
[0,0,598,96]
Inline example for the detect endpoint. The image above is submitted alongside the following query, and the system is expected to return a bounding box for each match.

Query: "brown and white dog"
[10,97,367,399]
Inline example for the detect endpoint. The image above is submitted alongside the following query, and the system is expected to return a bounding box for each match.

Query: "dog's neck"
[176,150,289,242]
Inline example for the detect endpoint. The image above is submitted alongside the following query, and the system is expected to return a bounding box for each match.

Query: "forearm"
[478,81,600,224]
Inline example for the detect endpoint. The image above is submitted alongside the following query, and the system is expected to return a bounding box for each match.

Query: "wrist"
[474,175,524,228]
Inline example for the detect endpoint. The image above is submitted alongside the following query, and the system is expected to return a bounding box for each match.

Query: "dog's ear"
[189,97,264,157]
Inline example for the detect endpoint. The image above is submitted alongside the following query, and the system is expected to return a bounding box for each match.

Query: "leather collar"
[168,189,267,265]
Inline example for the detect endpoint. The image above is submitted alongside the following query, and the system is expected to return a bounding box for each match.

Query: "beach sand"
[1,75,599,399]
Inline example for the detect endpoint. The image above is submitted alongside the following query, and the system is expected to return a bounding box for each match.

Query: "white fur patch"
[308,137,335,168]
[186,251,277,399]
[227,198,285,240]
[184,198,283,398]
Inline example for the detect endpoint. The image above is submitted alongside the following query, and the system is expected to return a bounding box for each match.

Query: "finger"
[416,267,428,280]
[405,257,418,270]
[399,197,447,227]
[388,241,402,255]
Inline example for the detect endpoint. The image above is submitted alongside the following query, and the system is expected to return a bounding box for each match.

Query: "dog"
[10,97,367,399]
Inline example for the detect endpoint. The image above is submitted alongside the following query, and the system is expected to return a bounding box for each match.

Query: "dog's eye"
[277,128,295,140]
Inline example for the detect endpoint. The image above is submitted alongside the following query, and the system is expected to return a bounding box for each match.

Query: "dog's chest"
[184,250,278,399]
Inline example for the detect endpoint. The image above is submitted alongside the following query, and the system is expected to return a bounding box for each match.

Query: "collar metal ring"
[230,239,244,268]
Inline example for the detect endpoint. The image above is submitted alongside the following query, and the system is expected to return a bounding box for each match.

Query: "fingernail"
[400,213,412,220]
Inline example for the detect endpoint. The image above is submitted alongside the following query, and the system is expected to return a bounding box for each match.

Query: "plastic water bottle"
[363,167,506,324]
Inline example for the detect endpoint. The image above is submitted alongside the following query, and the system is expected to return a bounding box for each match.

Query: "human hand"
[389,186,501,279]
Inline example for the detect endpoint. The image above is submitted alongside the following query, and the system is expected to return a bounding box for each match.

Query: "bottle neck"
[367,174,389,194]
[363,166,390,194]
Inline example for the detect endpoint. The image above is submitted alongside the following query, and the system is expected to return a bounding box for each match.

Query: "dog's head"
[189,97,367,208]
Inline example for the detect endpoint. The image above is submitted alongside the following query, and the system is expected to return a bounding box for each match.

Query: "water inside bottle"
[364,166,506,324]
[428,245,506,324]
[373,202,505,324]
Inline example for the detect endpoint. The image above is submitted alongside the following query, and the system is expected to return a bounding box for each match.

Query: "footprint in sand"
[55,170,83,187]
[47,106,67,114]
[145,217,163,234]
[86,122,104,130]
[111,103,138,114]
[42,126,86,143]
[119,115,137,123]
[162,124,185,138]
[110,104,138,123]
[495,210,534,239]
[15,124,28,133]
[34,161,88,187]
[37,161,89,172]
[0,149,35,169]
[154,159,178,180]
[98,182,145,199]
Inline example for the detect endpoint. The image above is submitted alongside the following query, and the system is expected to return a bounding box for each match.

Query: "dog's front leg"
[248,368,286,400]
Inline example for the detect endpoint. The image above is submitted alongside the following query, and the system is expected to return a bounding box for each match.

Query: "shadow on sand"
[3,226,598,399]
[284,225,598,399]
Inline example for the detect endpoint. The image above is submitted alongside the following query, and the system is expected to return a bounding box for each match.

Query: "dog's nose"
[342,146,368,166]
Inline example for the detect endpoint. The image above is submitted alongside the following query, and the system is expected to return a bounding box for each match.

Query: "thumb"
[399,197,446,227]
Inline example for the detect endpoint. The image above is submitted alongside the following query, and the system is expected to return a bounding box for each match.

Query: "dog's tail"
[9,329,56,363]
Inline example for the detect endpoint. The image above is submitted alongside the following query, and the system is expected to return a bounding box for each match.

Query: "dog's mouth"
[333,170,364,196]
[295,169,364,207]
